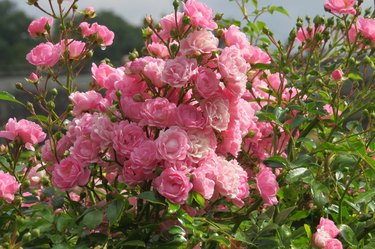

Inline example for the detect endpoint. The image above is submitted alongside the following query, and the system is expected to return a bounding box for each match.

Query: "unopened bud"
[115,90,122,98]
[46,101,55,110]
[132,93,144,102]
[28,72,39,83]
[331,69,343,81]
[26,102,34,111]
[15,82,24,90]
[182,15,191,26]
[51,88,58,96]
[144,15,153,26]
[83,6,96,18]
[173,0,179,11]
[214,13,223,21]
[27,0,38,5]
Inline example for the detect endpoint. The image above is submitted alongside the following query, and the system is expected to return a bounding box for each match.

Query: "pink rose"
[28,164,46,188]
[79,22,115,47]
[296,25,325,44]
[69,136,100,165]
[331,69,343,81]
[324,0,356,15]
[220,120,242,157]
[180,29,219,56]
[316,218,340,238]
[0,118,46,151]
[256,168,279,205]
[161,56,197,88]
[90,113,114,150]
[0,170,20,203]
[224,25,250,50]
[357,17,375,43]
[28,17,53,38]
[91,63,125,88]
[325,239,343,249]
[112,121,146,158]
[313,230,333,248]
[187,127,217,163]
[147,42,170,59]
[192,164,216,199]
[176,104,206,129]
[26,42,61,67]
[130,140,159,175]
[155,126,191,162]
[202,97,230,131]
[184,0,218,30]
[153,168,192,204]
[159,12,186,40]
[28,72,39,82]
[69,90,108,115]
[245,45,271,65]
[52,157,90,191]
[195,67,221,99]
[140,97,177,128]
[61,39,86,60]
[142,57,166,87]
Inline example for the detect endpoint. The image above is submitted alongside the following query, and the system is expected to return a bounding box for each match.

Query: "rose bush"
[0,0,374,248]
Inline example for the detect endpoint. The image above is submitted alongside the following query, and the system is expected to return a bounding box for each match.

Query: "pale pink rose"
[176,104,206,129]
[120,96,143,122]
[69,137,100,165]
[119,160,150,186]
[316,218,340,238]
[142,57,166,87]
[61,39,86,60]
[220,120,242,157]
[161,56,197,88]
[90,113,114,150]
[357,17,375,43]
[140,97,177,128]
[331,69,343,81]
[159,12,186,40]
[192,164,216,199]
[325,239,343,249]
[322,104,342,120]
[28,72,39,82]
[147,42,170,59]
[112,121,146,158]
[348,24,358,43]
[0,170,20,203]
[26,42,61,67]
[41,136,71,164]
[91,63,125,88]
[202,97,230,131]
[153,168,193,204]
[180,29,219,56]
[187,127,217,163]
[195,67,221,99]
[245,45,271,65]
[0,118,46,151]
[296,25,325,44]
[69,90,107,115]
[313,230,333,248]
[184,0,218,30]
[256,168,279,205]
[324,0,356,15]
[80,22,114,46]
[28,164,46,188]
[224,25,250,50]
[130,140,159,175]
[215,157,249,206]
[155,126,191,162]
[66,113,94,140]
[28,17,53,38]
[52,157,90,191]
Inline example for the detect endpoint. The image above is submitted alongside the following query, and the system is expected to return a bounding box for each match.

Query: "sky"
[15,0,374,41]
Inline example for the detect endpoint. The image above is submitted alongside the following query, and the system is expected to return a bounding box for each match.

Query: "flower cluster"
[313,218,343,249]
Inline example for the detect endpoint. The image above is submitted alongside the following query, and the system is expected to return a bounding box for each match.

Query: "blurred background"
[0,0,373,123]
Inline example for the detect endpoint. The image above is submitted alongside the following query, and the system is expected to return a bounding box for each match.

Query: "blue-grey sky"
[16,0,374,40]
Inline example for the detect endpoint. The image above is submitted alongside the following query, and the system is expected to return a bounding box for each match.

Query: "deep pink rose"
[161,56,197,88]
[91,63,125,88]
[180,29,219,56]
[155,126,191,162]
[52,157,90,191]
[256,168,279,205]
[357,17,375,43]
[0,118,46,151]
[130,140,159,175]
[184,0,217,30]
[325,239,343,249]
[147,42,170,59]
[26,42,61,67]
[317,218,340,238]
[195,67,221,99]
[69,136,100,165]
[140,97,177,128]
[176,104,206,129]
[0,170,20,203]
[202,97,230,131]
[28,17,53,38]
[324,0,356,15]
[331,69,343,81]
[153,168,192,204]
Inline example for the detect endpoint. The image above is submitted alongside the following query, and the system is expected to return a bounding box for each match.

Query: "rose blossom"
[69,137,100,165]
[316,218,340,238]
[296,25,325,44]
[195,67,221,99]
[159,12,186,40]
[79,22,115,46]
[331,69,343,81]
[224,25,250,50]
[192,164,216,199]
[140,97,177,128]
[256,168,279,205]
[0,170,20,203]
[161,56,197,88]
[184,0,218,30]
[130,140,159,175]
[52,157,90,191]
[313,229,333,248]
[324,0,356,15]
[28,17,53,38]
[142,58,166,87]
[69,90,108,115]
[91,63,125,88]
[176,104,206,129]
[153,168,192,204]
[147,42,170,59]
[61,39,86,60]
[357,17,375,43]
[180,29,219,56]
[0,118,46,151]
[202,97,230,131]
[187,127,217,163]
[26,42,61,67]
[325,239,343,249]
[155,126,191,162]
[112,121,146,158]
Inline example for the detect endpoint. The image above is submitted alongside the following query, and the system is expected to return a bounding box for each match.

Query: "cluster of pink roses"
[25,16,114,68]
[35,0,289,207]
[313,218,343,249]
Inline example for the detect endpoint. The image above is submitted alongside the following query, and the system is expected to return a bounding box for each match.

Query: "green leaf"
[167,201,180,214]
[347,72,363,81]
[304,224,312,238]
[0,156,10,168]
[286,168,310,183]
[122,240,146,247]
[264,156,287,168]
[138,191,165,205]
[252,0,258,8]
[252,63,272,70]
[107,198,126,225]
[275,206,296,224]
[81,209,103,230]
[169,225,186,236]
[354,191,375,204]
[339,224,358,246]
[290,115,306,129]
[28,115,49,123]
[0,91,25,106]
[192,192,205,208]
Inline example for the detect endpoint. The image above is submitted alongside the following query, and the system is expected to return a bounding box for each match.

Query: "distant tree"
[90,11,144,65]
[0,0,37,74]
